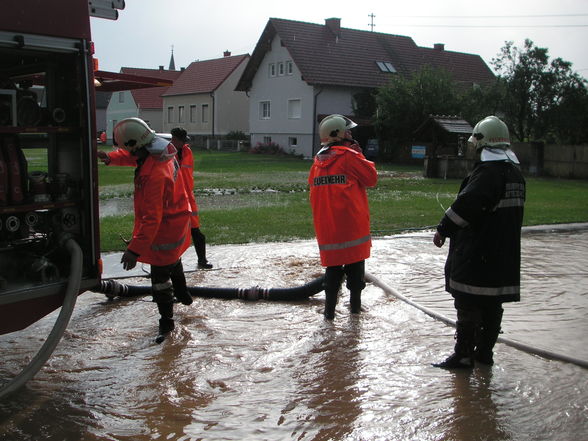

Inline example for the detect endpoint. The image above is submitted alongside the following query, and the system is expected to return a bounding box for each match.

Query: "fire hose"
[365,272,588,370]
[94,275,325,301]
[0,237,83,398]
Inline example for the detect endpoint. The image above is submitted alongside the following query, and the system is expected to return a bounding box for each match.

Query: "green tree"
[491,39,587,143]
[374,66,460,146]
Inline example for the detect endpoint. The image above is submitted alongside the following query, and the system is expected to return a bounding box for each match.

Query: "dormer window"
[376,61,396,73]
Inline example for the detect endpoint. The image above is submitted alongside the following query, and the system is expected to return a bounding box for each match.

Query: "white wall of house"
[248,36,315,157]
[215,61,249,136]
[105,90,137,142]
[315,86,356,116]
[162,94,213,136]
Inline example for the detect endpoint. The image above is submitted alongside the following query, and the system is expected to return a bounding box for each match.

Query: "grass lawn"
[94,148,588,252]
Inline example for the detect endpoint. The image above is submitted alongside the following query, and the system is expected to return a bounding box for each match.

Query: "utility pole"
[368,13,376,32]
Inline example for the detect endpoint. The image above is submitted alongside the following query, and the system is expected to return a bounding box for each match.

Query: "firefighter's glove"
[121,249,139,271]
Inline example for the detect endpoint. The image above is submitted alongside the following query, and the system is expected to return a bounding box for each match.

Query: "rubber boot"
[433,321,475,369]
[324,288,338,320]
[170,260,192,305]
[350,290,362,314]
[155,302,174,344]
[475,308,503,365]
[192,228,213,269]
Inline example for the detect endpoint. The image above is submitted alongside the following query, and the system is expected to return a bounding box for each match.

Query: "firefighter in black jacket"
[432,115,526,369]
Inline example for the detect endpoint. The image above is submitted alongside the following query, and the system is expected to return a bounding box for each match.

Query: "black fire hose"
[94,275,325,302]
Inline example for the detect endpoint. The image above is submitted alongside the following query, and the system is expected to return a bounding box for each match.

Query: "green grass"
[53,148,588,251]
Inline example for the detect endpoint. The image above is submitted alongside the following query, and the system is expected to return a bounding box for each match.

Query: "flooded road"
[1,226,587,440]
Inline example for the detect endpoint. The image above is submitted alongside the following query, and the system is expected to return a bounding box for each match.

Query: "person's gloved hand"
[121,249,138,270]
[433,231,446,248]
[97,150,111,165]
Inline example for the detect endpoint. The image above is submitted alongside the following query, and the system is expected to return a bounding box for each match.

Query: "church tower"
[168,45,176,71]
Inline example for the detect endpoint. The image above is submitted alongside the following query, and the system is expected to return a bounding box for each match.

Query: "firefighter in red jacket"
[170,127,213,269]
[309,114,378,320]
[101,118,192,343]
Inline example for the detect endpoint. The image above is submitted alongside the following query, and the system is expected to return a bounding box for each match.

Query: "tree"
[491,39,588,143]
[374,66,460,146]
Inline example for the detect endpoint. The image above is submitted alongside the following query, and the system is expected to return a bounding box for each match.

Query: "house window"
[118,92,124,103]
[167,106,174,123]
[190,105,197,122]
[376,61,396,73]
[202,104,209,123]
[286,60,293,75]
[178,106,185,123]
[288,99,301,119]
[289,137,298,147]
[259,101,271,119]
[268,63,276,77]
[278,62,285,76]
[263,136,272,144]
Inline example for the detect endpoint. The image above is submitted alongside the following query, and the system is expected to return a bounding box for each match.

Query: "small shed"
[413,115,474,178]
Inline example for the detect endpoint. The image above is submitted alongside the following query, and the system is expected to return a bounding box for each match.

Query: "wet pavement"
[1,225,587,440]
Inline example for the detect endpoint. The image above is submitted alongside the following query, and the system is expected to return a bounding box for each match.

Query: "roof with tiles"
[120,67,182,109]
[163,54,250,96]
[236,18,495,91]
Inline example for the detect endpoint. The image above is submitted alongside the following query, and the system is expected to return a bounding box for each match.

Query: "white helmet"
[113,117,155,151]
[319,114,357,145]
[468,115,510,151]
[469,116,519,164]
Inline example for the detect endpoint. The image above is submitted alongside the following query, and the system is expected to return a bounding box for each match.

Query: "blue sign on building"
[411,145,426,159]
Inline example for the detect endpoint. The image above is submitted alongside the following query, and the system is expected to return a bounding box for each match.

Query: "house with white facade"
[161,53,250,144]
[105,66,182,139]
[236,18,496,158]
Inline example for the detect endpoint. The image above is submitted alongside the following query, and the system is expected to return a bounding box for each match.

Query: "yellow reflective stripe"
[449,279,519,296]
[152,281,172,291]
[151,235,186,252]
[319,235,371,251]
[446,207,469,227]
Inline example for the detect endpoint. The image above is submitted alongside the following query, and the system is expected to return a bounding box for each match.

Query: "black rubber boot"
[170,260,192,305]
[433,321,475,369]
[324,289,338,320]
[192,228,213,269]
[475,307,503,366]
[155,302,174,344]
[350,290,362,314]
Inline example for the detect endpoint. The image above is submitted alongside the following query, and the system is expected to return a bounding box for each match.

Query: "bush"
[249,141,286,155]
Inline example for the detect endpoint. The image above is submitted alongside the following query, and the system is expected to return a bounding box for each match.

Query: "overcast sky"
[90,0,588,79]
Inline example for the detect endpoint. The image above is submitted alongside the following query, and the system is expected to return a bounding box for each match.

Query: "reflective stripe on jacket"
[437,160,526,302]
[309,145,377,267]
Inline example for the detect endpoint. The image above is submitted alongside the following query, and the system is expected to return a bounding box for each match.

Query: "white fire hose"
[365,272,588,369]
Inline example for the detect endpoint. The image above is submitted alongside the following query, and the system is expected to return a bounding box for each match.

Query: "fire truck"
[0,0,172,396]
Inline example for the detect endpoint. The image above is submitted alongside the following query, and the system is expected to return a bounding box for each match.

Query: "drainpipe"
[311,87,323,157]
[210,92,216,139]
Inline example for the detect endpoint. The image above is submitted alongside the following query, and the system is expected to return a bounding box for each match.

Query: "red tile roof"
[163,54,249,96]
[120,67,182,109]
[237,18,495,91]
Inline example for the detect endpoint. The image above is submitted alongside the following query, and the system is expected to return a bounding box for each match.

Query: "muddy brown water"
[1,227,587,440]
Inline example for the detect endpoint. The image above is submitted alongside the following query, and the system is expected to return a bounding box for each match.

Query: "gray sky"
[90,0,588,79]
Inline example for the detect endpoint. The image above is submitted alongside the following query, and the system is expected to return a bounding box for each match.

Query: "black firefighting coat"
[437,160,526,303]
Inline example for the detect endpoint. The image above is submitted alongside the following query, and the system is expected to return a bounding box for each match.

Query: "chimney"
[223,50,231,57]
[434,43,445,51]
[325,18,341,37]
[159,65,164,70]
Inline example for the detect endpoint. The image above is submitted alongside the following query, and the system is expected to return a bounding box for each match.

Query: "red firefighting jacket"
[108,143,191,266]
[178,143,200,228]
[308,145,377,266]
